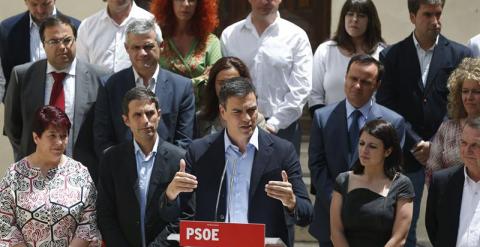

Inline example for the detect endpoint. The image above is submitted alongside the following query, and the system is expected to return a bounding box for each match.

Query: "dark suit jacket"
[425,165,464,247]
[0,11,80,92]
[3,59,109,181]
[173,129,313,247]
[308,99,406,243]
[94,67,194,157]
[97,138,185,246]
[377,34,471,173]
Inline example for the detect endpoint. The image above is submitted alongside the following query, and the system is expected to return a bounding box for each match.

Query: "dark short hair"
[32,105,71,137]
[332,0,384,54]
[218,77,257,107]
[351,119,403,179]
[122,87,160,115]
[346,54,384,82]
[39,15,77,42]
[408,0,445,14]
[201,57,251,121]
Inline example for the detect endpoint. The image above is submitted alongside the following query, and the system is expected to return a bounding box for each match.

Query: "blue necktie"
[349,110,362,155]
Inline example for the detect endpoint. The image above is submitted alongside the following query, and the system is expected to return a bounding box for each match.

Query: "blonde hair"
[447,57,480,120]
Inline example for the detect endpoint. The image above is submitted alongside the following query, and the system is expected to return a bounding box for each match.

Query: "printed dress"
[159,33,222,102]
[0,157,101,246]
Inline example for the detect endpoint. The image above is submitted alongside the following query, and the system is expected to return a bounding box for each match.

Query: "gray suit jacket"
[4,59,109,167]
[307,99,406,243]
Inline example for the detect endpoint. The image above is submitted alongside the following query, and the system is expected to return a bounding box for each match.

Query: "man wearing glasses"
[0,0,80,97]
[4,15,109,182]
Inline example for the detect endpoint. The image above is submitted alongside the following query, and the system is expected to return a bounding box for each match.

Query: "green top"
[159,33,222,96]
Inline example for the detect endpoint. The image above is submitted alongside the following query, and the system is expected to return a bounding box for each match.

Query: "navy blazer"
[308,99,406,243]
[425,165,464,247]
[377,34,471,173]
[0,11,80,91]
[97,138,185,246]
[94,66,195,157]
[175,129,313,247]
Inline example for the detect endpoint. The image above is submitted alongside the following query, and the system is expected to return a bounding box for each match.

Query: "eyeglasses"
[44,36,75,47]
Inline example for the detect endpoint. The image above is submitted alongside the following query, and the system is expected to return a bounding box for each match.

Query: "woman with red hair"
[151,0,221,99]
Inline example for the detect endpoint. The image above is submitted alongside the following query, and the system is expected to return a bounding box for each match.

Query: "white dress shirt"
[76,3,161,73]
[29,7,57,62]
[456,167,480,247]
[413,33,438,86]
[308,40,384,107]
[467,33,480,58]
[45,59,77,156]
[221,13,312,130]
[133,65,160,92]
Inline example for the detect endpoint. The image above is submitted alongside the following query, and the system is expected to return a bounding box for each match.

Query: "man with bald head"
[0,0,80,98]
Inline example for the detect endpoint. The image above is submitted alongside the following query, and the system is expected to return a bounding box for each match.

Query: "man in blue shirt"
[97,87,185,246]
[162,77,313,247]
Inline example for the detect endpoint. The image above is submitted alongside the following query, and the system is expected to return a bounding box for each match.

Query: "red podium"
[167,220,287,247]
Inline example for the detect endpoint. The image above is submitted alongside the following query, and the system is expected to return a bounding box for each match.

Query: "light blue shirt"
[345,99,373,130]
[412,33,438,86]
[223,127,259,223]
[133,136,159,247]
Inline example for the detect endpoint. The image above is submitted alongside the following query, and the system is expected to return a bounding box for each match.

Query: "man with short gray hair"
[94,19,194,158]
[376,0,472,245]
[76,0,160,72]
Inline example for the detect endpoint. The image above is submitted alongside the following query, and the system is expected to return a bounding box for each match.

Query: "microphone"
[214,159,228,222]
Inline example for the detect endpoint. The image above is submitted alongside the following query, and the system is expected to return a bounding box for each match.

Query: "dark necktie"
[348,110,362,154]
[50,72,66,111]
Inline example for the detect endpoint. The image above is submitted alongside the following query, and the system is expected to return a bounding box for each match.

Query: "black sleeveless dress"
[333,172,415,247]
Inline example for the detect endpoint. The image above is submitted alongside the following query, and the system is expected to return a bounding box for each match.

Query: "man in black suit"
[376,1,471,245]
[97,87,185,246]
[94,19,194,157]
[0,0,80,96]
[162,77,313,247]
[426,117,480,247]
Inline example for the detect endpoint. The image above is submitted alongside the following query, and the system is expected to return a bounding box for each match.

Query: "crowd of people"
[0,0,479,246]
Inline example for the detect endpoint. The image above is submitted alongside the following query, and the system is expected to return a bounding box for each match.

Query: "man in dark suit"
[4,15,108,181]
[376,1,471,245]
[162,77,313,247]
[0,0,80,96]
[308,55,406,247]
[426,117,480,247]
[94,19,194,157]
[97,87,185,246]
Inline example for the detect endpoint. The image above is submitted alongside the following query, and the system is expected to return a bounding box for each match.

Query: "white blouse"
[308,40,384,107]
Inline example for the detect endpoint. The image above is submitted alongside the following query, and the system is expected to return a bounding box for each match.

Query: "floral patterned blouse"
[0,157,101,246]
[426,119,463,184]
[159,33,222,101]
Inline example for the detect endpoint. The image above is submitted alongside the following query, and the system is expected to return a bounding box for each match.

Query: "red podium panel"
[180,220,265,247]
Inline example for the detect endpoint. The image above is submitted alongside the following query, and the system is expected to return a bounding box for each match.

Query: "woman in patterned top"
[0,106,100,247]
[426,57,480,184]
[151,0,222,102]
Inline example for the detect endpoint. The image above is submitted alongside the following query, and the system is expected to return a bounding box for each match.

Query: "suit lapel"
[155,68,173,110]
[146,139,176,207]
[31,61,47,110]
[72,61,90,144]
[328,101,350,167]
[405,34,424,92]
[125,142,141,203]
[425,35,447,93]
[249,130,273,201]
[445,166,465,245]
[18,12,31,63]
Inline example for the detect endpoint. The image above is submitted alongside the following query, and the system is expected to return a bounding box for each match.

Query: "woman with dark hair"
[0,106,100,247]
[151,0,222,99]
[330,120,414,247]
[426,57,480,183]
[309,0,384,114]
[195,57,265,137]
